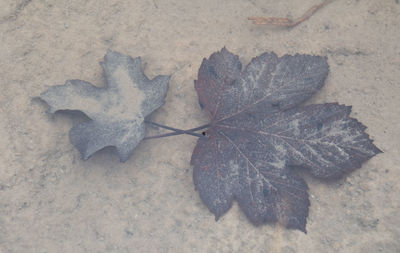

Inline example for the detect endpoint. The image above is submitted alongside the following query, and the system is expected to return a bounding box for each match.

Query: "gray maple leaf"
[40,50,170,162]
[191,48,381,232]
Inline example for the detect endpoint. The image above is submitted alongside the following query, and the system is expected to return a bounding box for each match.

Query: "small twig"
[248,0,333,28]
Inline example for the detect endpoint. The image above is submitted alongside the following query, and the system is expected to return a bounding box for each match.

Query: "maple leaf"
[191,48,381,232]
[40,50,170,162]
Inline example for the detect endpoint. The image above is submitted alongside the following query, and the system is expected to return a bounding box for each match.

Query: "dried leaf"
[41,50,170,162]
[191,48,381,232]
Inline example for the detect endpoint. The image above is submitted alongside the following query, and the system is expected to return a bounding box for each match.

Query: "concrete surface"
[1,0,399,252]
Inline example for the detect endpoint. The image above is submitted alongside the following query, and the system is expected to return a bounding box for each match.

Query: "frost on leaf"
[40,50,170,162]
[191,48,381,232]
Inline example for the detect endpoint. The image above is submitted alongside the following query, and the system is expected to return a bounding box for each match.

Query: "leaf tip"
[82,154,91,161]
[221,46,230,54]
[117,148,133,163]
[284,216,308,233]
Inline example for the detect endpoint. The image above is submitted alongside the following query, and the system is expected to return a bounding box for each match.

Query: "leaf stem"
[144,121,210,140]
[186,123,211,132]
[144,131,203,140]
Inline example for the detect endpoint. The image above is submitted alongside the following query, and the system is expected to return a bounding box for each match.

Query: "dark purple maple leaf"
[191,48,381,232]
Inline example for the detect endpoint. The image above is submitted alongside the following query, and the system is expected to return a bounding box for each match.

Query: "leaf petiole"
[144,121,210,139]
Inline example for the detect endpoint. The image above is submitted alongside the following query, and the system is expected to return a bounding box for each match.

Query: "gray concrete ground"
[1,0,399,252]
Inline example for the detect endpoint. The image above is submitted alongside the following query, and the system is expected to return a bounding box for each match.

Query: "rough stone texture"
[0,0,399,252]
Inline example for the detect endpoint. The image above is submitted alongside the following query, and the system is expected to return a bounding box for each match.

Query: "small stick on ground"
[248,0,334,28]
